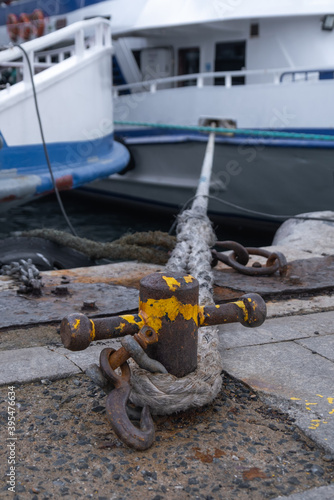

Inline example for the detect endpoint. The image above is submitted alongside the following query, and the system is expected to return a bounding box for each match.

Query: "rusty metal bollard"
[61,271,266,378]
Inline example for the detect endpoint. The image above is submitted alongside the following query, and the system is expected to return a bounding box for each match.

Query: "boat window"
[112,56,128,91]
[178,47,200,87]
[140,47,173,81]
[56,18,67,30]
[250,23,259,37]
[214,41,246,86]
[132,50,141,70]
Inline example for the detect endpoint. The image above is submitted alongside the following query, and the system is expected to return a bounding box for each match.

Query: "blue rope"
[114,120,334,142]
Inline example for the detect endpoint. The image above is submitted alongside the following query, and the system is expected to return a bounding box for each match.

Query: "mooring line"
[128,128,223,415]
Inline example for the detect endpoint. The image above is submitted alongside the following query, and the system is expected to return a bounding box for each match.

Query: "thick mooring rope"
[128,129,223,414]
[22,229,175,265]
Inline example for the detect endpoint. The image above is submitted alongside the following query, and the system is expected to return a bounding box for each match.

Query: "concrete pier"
[0,213,333,499]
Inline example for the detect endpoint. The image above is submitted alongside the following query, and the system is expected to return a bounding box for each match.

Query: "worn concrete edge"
[1,351,333,500]
[0,342,121,387]
[0,346,82,386]
[1,344,333,452]
[272,482,334,500]
[236,384,334,458]
[1,335,334,499]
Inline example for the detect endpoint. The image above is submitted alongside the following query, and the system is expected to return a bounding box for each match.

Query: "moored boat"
[1,1,334,225]
[100,0,334,226]
[0,17,130,212]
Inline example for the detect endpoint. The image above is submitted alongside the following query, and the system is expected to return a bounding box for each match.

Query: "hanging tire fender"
[6,13,19,42]
[31,9,45,38]
[19,13,32,41]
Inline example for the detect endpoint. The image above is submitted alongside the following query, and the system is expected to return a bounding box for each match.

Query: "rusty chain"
[96,326,163,450]
[100,347,155,450]
[211,240,287,276]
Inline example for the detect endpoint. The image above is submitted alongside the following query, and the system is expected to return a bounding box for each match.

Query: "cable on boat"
[13,43,78,237]
[168,195,334,235]
[114,119,334,142]
[127,125,223,415]
[207,196,334,223]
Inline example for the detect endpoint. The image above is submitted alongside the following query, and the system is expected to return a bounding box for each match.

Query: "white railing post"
[23,50,34,84]
[197,76,204,88]
[225,74,232,88]
[75,29,85,58]
[95,22,103,48]
[150,82,157,93]
[104,24,112,48]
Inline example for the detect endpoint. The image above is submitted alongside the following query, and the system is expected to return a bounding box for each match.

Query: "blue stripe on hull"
[0,132,130,201]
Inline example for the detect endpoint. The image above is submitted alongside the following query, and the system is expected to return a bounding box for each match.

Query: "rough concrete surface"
[219,318,334,457]
[1,373,333,499]
[1,213,334,499]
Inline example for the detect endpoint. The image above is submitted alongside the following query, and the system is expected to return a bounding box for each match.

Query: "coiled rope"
[128,127,223,415]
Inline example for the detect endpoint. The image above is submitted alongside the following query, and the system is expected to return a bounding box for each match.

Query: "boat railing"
[34,37,99,66]
[0,17,111,84]
[113,65,334,96]
[280,69,334,82]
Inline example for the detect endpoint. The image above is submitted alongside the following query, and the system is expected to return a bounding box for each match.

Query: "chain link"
[212,241,287,276]
[0,259,43,295]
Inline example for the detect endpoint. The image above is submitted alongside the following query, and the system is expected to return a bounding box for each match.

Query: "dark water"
[0,192,276,247]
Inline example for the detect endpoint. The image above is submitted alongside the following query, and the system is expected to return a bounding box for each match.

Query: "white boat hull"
[0,19,130,212]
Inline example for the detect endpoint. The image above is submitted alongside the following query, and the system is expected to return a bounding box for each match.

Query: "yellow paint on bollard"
[90,320,96,341]
[73,318,80,330]
[114,315,145,333]
[116,322,126,332]
[140,296,198,333]
[126,315,144,326]
[234,300,249,323]
[197,306,206,325]
[162,276,181,291]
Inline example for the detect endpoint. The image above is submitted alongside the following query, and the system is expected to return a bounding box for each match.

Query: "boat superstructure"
[1,1,334,223]
[89,1,334,224]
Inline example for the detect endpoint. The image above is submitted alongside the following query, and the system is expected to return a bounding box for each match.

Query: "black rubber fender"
[0,237,94,271]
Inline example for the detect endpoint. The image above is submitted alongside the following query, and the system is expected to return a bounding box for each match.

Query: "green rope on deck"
[114,120,334,142]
